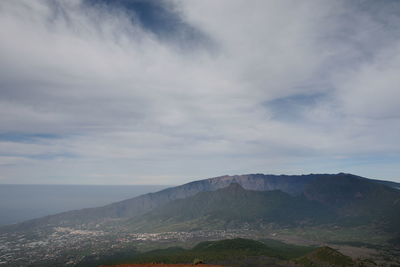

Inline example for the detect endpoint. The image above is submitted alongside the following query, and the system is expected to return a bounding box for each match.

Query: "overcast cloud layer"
[1,0,400,184]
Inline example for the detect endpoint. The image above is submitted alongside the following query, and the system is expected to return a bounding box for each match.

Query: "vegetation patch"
[81,238,315,266]
[296,246,355,267]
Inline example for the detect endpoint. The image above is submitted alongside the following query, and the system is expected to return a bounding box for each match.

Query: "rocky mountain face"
[1,173,399,232]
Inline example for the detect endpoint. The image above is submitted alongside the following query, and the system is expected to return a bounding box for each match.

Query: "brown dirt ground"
[100,264,225,267]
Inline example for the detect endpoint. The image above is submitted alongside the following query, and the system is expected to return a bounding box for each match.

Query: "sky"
[0,0,400,185]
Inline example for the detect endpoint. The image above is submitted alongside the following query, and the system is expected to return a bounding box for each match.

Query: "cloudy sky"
[1,0,400,185]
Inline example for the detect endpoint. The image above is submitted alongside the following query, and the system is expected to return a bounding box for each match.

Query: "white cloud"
[0,0,400,184]
[335,44,400,119]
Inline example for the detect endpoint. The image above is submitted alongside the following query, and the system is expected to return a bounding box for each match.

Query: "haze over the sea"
[0,184,169,226]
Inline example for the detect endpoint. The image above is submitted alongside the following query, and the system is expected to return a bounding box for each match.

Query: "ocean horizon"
[0,184,170,226]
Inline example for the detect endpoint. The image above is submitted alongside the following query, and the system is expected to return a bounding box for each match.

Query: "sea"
[0,184,170,226]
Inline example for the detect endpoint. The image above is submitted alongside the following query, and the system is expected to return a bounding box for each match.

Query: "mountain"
[127,179,400,233]
[303,174,400,230]
[2,173,400,267]
[1,173,399,233]
[128,183,333,232]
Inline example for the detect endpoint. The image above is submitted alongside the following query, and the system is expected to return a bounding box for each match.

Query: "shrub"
[193,258,204,265]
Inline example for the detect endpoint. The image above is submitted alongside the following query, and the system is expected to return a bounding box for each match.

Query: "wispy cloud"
[0,0,399,184]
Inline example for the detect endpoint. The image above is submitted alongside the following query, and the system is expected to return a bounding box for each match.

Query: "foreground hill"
[296,247,354,266]
[95,241,378,267]
[79,238,314,267]
[100,265,225,267]
[85,238,378,267]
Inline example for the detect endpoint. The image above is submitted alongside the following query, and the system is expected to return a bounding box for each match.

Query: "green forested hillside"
[128,179,400,236]
[129,183,333,232]
[78,238,315,267]
[304,174,400,230]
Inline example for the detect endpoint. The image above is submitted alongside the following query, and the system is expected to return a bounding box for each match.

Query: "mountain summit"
[1,173,399,235]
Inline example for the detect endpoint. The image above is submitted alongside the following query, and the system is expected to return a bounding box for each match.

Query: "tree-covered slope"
[78,238,315,266]
[128,176,400,236]
[128,183,333,232]
[304,173,400,230]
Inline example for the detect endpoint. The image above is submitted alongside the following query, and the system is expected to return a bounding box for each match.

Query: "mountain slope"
[125,175,400,235]
[304,174,400,229]
[128,183,333,232]
[1,173,399,233]
[0,173,324,231]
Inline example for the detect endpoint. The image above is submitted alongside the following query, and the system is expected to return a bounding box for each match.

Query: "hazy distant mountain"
[128,177,400,233]
[1,173,399,233]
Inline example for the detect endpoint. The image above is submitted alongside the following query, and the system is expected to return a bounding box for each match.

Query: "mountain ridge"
[2,173,400,267]
[1,173,399,233]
